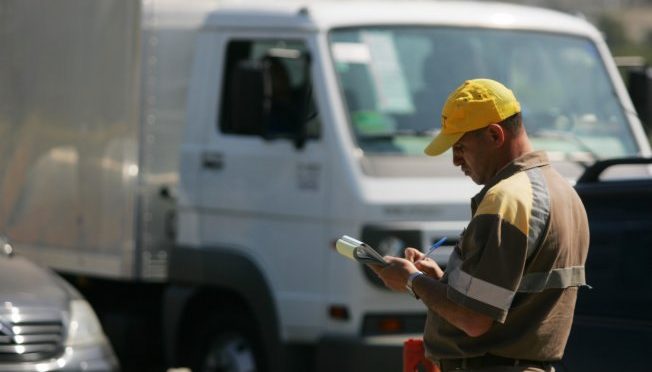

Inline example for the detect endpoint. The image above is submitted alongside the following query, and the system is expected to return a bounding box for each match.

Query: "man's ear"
[486,123,505,147]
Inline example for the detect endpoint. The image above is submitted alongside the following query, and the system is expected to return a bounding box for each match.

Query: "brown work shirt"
[424,151,590,362]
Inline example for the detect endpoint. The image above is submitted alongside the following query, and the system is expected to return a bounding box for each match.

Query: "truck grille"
[0,307,64,362]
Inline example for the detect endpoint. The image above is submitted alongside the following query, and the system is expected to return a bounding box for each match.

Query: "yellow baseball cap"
[424,79,521,156]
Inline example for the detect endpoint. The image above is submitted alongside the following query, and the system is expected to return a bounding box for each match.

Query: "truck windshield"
[330,27,638,161]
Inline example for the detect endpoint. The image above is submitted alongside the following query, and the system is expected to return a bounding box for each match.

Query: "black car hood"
[0,255,70,310]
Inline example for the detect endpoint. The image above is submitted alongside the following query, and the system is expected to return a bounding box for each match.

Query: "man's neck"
[491,134,533,180]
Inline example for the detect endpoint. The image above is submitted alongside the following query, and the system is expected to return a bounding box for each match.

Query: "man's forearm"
[413,274,493,337]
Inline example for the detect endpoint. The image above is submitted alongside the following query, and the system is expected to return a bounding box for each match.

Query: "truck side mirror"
[228,61,266,136]
[626,66,652,134]
[226,50,314,150]
[260,50,313,150]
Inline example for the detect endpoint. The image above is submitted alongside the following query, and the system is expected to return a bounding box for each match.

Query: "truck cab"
[173,2,651,371]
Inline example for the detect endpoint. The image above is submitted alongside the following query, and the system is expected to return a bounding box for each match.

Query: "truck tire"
[190,313,264,372]
[199,332,257,372]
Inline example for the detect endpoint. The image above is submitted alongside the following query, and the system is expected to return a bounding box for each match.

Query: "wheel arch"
[163,245,283,372]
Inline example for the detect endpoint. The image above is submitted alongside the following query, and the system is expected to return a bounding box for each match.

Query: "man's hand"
[404,247,444,280]
[373,248,493,338]
[404,247,425,262]
[369,257,419,292]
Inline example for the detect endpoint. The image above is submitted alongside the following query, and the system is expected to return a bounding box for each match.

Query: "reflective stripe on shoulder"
[448,265,515,312]
[525,168,550,260]
[518,266,586,292]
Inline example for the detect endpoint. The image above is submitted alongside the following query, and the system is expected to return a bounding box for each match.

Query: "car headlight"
[66,300,106,347]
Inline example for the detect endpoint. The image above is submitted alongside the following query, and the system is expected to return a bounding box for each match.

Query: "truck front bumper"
[315,334,420,372]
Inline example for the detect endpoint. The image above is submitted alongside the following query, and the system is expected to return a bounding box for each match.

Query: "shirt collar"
[471,151,550,211]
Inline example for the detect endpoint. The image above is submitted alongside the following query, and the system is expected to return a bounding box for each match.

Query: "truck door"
[198,37,329,333]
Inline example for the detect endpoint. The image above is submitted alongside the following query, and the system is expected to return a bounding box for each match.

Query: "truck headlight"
[66,300,106,347]
[361,227,421,288]
[376,236,407,257]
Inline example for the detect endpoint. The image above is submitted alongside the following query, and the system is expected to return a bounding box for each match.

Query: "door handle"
[202,151,224,170]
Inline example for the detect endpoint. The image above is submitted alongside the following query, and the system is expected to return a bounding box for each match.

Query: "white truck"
[1,1,650,371]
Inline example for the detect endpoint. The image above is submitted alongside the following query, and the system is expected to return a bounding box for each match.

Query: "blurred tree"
[596,12,652,65]
[598,14,628,48]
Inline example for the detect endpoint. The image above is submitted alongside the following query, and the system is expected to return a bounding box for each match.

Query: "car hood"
[0,255,70,310]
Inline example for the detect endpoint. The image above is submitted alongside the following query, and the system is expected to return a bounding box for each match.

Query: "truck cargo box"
[0,0,218,280]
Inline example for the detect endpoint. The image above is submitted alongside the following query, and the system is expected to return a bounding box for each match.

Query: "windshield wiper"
[357,129,435,140]
[532,129,600,169]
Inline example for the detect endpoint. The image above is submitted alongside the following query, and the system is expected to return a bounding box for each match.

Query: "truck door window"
[219,40,320,141]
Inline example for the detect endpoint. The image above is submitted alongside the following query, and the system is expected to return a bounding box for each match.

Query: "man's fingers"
[415,258,444,280]
[404,247,425,262]
[368,263,384,274]
[368,257,419,292]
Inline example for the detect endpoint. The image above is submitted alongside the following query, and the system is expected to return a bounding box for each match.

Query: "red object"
[403,338,439,372]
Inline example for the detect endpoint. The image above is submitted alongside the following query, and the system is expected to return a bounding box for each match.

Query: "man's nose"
[453,152,464,166]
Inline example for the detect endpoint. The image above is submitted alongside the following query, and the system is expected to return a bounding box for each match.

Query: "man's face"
[451,128,494,185]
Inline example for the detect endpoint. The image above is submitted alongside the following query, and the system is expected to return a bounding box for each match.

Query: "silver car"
[0,238,119,371]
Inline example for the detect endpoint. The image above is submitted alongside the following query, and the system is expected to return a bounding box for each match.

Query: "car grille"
[0,306,65,362]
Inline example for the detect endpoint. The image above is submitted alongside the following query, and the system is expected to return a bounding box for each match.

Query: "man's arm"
[373,256,493,337]
[412,271,493,337]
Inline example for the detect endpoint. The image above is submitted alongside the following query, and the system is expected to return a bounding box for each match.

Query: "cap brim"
[424,132,464,156]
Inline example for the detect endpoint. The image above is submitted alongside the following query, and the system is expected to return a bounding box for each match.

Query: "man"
[372,79,589,371]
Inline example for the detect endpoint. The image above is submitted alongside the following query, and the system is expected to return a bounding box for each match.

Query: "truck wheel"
[186,309,264,372]
[199,332,258,372]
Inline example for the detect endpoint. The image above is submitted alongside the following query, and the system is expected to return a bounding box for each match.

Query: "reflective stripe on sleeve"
[518,266,586,292]
[447,264,587,310]
[448,266,516,311]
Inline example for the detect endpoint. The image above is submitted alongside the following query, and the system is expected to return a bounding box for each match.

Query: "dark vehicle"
[561,158,652,371]
[0,237,119,371]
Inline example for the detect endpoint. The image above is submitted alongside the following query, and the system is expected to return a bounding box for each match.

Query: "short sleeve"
[445,179,532,322]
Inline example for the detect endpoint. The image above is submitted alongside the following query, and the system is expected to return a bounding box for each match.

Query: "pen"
[423,237,447,260]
